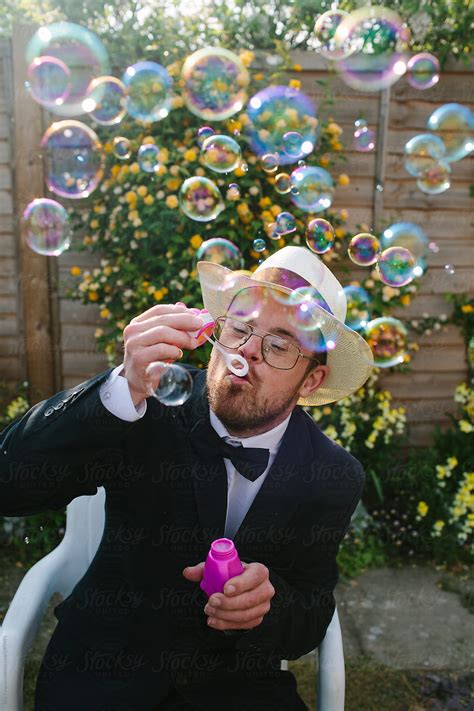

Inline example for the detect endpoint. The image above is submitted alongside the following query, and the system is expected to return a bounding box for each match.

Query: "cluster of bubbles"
[347,222,430,288]
[404,103,473,194]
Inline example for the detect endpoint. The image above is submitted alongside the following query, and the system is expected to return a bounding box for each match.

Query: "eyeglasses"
[213,316,323,370]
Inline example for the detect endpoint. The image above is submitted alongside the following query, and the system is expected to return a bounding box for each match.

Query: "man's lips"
[226,370,252,384]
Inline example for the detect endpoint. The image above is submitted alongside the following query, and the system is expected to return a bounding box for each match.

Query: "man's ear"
[299,365,329,399]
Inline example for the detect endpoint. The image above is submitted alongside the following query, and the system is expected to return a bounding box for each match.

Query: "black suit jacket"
[0,364,364,703]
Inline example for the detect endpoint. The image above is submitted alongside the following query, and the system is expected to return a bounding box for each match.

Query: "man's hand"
[183,561,275,631]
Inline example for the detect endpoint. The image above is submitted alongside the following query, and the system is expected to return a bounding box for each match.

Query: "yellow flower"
[70,266,81,277]
[327,121,343,136]
[322,406,331,415]
[158,148,169,163]
[239,50,255,67]
[461,304,473,313]
[460,420,473,433]
[254,72,264,81]
[142,136,155,145]
[94,328,103,338]
[400,294,411,305]
[331,140,343,151]
[166,177,181,191]
[234,164,246,177]
[433,520,445,532]
[289,79,301,90]
[153,289,164,302]
[88,291,99,302]
[184,148,197,162]
[171,95,185,109]
[137,185,148,197]
[259,197,272,208]
[270,204,282,217]
[236,203,250,216]
[417,501,429,516]
[144,195,154,206]
[126,191,137,204]
[103,266,113,276]
[129,162,140,174]
[335,227,345,239]
[338,173,350,186]
[293,63,302,72]
[100,308,111,319]
[340,208,349,221]
[447,456,458,469]
[166,195,178,209]
[190,234,203,249]
[90,219,99,229]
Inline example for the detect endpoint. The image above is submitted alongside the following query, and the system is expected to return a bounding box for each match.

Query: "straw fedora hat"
[197,246,374,407]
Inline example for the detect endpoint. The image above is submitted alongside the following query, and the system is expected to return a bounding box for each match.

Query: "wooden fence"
[0,29,473,445]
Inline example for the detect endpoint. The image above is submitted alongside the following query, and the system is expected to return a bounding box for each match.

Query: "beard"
[206,349,303,436]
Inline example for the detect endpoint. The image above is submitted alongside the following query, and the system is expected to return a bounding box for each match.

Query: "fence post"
[373,86,391,233]
[11,24,57,403]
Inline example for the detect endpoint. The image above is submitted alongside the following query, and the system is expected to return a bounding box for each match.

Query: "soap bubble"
[275,211,296,235]
[348,233,380,266]
[343,286,372,331]
[289,166,334,212]
[181,47,249,121]
[354,117,367,129]
[406,53,440,90]
[403,134,446,177]
[377,246,416,287]
[245,85,318,165]
[137,143,160,173]
[22,198,71,256]
[25,22,110,117]
[195,237,243,269]
[40,120,103,199]
[201,134,242,173]
[444,264,455,275]
[83,76,126,126]
[150,363,193,406]
[417,161,451,195]
[427,103,474,162]
[274,173,291,194]
[287,286,332,330]
[334,7,410,92]
[306,218,335,254]
[179,177,224,222]
[282,131,307,159]
[353,125,376,152]
[25,55,71,108]
[364,317,407,367]
[122,61,172,123]
[226,183,241,200]
[252,238,266,252]
[197,126,215,146]
[381,222,428,275]
[113,136,131,160]
[261,153,279,173]
[314,9,355,61]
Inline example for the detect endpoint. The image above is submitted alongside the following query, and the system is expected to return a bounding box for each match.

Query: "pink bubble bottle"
[200,538,244,597]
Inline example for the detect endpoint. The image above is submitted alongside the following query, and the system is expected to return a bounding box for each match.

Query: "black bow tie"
[189,420,270,482]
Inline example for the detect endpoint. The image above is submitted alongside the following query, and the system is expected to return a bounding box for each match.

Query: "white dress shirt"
[100,365,291,538]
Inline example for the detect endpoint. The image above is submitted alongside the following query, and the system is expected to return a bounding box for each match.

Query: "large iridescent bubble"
[244,85,318,165]
[403,134,446,177]
[40,120,104,199]
[380,222,428,276]
[376,246,416,287]
[137,144,160,173]
[25,22,110,117]
[353,124,376,152]
[306,218,335,254]
[344,286,372,331]
[334,7,410,92]
[364,316,407,368]
[181,48,249,121]
[427,103,474,162]
[25,55,71,109]
[348,233,380,266]
[195,237,243,269]
[314,9,355,61]
[178,177,224,222]
[83,76,127,126]
[201,134,242,173]
[122,61,172,123]
[406,53,440,90]
[22,198,71,256]
[289,166,334,212]
[416,161,451,195]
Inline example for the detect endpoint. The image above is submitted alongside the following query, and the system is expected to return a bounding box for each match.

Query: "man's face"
[206,286,328,436]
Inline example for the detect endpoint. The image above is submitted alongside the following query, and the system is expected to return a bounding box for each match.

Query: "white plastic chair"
[0,488,345,711]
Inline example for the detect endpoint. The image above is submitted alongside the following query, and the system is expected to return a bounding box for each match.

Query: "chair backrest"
[58,487,106,598]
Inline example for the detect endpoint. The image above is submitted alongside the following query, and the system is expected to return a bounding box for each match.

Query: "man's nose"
[238,334,263,362]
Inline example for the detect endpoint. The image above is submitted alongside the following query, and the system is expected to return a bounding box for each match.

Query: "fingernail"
[177,349,183,358]
[224,585,235,594]
[206,606,215,615]
[208,618,216,626]
[176,301,186,306]
[210,597,221,607]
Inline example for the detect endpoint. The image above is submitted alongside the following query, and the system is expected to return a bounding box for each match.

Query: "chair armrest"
[0,543,69,711]
[317,605,345,711]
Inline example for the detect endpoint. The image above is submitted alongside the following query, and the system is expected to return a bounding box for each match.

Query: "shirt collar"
[209,407,292,455]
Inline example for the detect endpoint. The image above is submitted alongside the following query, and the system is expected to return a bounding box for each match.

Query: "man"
[0,246,373,710]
